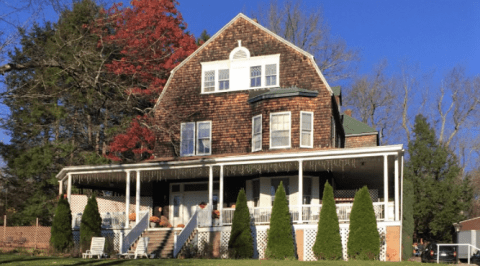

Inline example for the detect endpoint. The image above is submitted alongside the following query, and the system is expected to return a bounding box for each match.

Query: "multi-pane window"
[271,178,289,206]
[265,64,277,86]
[250,66,261,87]
[270,112,291,148]
[303,177,312,204]
[218,69,229,90]
[301,112,313,148]
[204,70,215,92]
[180,122,195,156]
[252,115,262,152]
[253,179,260,207]
[196,121,211,155]
[180,121,211,156]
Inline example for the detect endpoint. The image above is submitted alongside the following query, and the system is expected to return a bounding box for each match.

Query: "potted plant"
[149,216,160,228]
[129,213,136,227]
[199,202,207,209]
[212,209,220,225]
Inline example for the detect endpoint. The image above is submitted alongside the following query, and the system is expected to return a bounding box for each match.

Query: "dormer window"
[201,40,280,93]
[250,66,261,87]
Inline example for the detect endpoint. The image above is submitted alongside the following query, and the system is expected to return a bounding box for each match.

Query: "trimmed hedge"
[228,188,253,258]
[50,197,74,252]
[347,186,380,260]
[80,194,102,251]
[265,181,295,259]
[402,179,414,260]
[313,181,342,260]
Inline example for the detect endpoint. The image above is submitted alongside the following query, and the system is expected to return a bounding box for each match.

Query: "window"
[180,121,211,156]
[270,112,291,149]
[271,178,289,206]
[265,64,277,86]
[252,115,262,152]
[204,70,215,92]
[253,179,260,207]
[180,122,195,156]
[173,196,181,217]
[218,69,229,90]
[303,177,312,204]
[301,112,313,148]
[196,121,211,155]
[250,66,261,87]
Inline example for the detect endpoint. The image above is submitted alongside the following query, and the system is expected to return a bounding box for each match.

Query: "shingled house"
[56,14,404,261]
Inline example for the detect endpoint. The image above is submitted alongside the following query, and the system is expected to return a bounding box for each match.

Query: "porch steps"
[129,230,175,258]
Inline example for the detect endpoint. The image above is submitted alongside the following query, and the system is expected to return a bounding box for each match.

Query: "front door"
[171,193,183,227]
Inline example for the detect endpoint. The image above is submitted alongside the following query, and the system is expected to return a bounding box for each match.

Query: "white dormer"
[201,40,280,93]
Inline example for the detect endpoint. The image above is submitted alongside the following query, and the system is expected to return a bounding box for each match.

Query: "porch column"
[219,165,224,226]
[208,166,213,207]
[125,170,131,229]
[383,155,389,221]
[67,173,72,204]
[135,170,141,224]
[394,155,399,221]
[298,160,303,224]
[58,181,63,196]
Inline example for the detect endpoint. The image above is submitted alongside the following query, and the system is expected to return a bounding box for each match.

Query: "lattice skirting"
[303,226,387,261]
[73,229,125,253]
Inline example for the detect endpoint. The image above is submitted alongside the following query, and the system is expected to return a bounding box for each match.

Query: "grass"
[0,253,425,266]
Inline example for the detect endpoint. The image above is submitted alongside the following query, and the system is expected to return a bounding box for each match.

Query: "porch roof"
[56,144,404,183]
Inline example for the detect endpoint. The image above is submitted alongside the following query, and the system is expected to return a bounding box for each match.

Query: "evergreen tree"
[228,189,253,258]
[50,197,74,252]
[347,186,379,260]
[313,181,342,260]
[265,181,295,259]
[80,194,102,251]
[406,114,472,242]
[402,179,414,260]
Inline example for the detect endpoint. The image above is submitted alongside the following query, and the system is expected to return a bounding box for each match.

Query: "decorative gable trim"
[153,13,333,110]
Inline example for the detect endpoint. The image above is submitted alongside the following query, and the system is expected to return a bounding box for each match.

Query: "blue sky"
[0,0,479,147]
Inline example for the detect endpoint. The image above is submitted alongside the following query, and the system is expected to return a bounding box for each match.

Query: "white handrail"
[121,211,148,253]
[173,208,198,257]
[436,243,480,264]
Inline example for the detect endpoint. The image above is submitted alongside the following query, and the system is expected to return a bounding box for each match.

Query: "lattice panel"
[378,227,386,261]
[304,229,317,261]
[340,227,350,260]
[220,231,231,258]
[255,228,268,259]
[70,195,152,215]
[197,231,210,254]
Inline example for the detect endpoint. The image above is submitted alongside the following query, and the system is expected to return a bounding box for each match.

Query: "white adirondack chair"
[82,237,106,259]
[119,237,150,259]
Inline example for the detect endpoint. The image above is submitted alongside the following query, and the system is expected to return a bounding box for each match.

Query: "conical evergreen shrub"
[80,194,102,251]
[50,197,74,252]
[228,188,253,258]
[402,179,414,260]
[313,181,342,260]
[347,186,380,260]
[265,181,295,259]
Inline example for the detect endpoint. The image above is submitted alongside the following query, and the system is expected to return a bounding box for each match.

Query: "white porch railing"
[197,205,212,227]
[173,208,198,258]
[120,211,149,253]
[73,211,126,229]
[219,202,387,225]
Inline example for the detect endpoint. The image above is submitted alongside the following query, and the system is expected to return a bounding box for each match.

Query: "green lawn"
[0,254,425,266]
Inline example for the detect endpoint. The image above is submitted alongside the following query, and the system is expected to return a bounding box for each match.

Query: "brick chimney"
[344,109,352,116]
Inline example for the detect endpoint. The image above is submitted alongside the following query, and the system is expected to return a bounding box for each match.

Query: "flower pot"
[150,222,156,228]
[129,221,136,228]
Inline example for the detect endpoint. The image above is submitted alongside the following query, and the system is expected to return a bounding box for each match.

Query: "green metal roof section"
[331,86,341,96]
[343,114,377,135]
[248,87,318,103]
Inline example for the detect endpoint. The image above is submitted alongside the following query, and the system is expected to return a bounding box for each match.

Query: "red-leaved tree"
[96,0,197,162]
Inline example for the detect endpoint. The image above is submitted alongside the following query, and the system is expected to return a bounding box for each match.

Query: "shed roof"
[248,87,318,103]
[343,114,377,135]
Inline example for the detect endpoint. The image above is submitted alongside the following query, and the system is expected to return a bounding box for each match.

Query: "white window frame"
[203,70,215,92]
[300,111,314,148]
[180,122,195,157]
[250,65,262,88]
[265,63,278,86]
[196,121,212,156]
[252,114,262,152]
[218,69,229,90]
[201,53,280,93]
[269,111,291,149]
